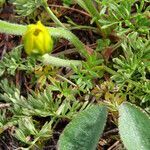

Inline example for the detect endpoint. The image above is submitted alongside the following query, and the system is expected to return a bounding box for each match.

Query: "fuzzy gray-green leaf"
[58,105,107,150]
[119,102,150,150]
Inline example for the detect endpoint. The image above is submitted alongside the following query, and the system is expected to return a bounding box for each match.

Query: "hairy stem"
[41,54,82,67]
[42,0,66,28]
[0,20,88,58]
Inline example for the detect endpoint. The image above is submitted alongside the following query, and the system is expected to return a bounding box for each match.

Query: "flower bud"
[23,21,53,55]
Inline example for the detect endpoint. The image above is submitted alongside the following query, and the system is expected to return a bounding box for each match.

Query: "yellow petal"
[22,21,53,55]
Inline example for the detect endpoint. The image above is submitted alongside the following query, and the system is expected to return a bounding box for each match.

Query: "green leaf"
[63,0,73,6]
[119,102,150,150]
[58,105,107,150]
[11,0,43,16]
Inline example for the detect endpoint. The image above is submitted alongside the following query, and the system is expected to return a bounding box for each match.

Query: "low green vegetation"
[0,0,149,149]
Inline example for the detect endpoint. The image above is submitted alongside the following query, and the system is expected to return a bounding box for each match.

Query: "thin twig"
[56,74,77,87]
[0,103,11,109]
[103,128,119,137]
[1,35,8,60]
[49,4,91,17]
[52,48,77,57]
[108,141,120,150]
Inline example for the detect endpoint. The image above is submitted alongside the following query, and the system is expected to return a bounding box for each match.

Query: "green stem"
[42,54,82,67]
[102,65,118,75]
[83,0,105,37]
[0,20,27,35]
[42,0,66,28]
[0,20,89,58]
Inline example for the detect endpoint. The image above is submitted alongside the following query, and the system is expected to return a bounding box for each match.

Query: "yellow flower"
[23,21,53,55]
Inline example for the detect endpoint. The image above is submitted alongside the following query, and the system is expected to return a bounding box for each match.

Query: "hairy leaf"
[58,105,107,150]
[119,102,150,150]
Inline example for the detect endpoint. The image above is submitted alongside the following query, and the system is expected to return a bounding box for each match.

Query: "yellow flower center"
[33,29,41,36]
